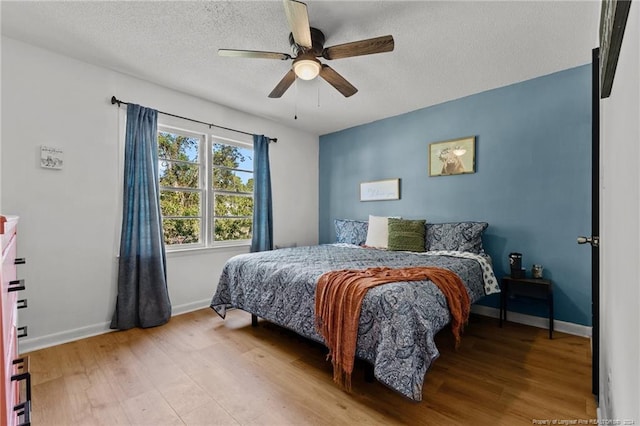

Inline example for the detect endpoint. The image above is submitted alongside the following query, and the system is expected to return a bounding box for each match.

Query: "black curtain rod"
[110,96,277,143]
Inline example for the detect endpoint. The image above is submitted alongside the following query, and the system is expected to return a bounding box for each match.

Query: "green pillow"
[387,218,426,252]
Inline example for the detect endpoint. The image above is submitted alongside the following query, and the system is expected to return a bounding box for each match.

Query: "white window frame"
[158,125,206,250]
[209,136,254,248]
[158,124,253,251]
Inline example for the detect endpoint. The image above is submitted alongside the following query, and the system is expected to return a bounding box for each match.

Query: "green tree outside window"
[158,131,253,246]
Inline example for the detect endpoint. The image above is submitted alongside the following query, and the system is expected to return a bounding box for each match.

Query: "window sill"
[166,243,250,257]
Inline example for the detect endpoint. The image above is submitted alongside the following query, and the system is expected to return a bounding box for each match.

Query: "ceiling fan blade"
[283,0,312,48]
[322,35,394,60]
[268,69,297,98]
[319,65,357,97]
[218,49,291,60]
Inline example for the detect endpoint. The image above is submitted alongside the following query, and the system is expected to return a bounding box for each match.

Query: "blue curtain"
[111,104,171,330]
[251,134,273,252]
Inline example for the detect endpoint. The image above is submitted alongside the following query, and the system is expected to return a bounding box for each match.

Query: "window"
[212,142,254,242]
[158,125,253,249]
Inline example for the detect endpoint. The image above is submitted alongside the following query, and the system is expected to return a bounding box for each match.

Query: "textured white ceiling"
[1,1,599,135]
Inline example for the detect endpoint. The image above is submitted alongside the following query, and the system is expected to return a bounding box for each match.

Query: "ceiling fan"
[218,0,394,98]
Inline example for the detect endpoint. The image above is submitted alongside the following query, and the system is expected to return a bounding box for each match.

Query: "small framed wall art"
[40,145,64,170]
[428,136,476,177]
[360,178,400,202]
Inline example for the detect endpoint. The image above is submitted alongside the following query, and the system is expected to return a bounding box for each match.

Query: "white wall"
[599,1,640,421]
[0,37,319,352]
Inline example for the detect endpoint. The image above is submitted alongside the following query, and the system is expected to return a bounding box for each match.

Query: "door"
[590,47,600,401]
[579,48,600,401]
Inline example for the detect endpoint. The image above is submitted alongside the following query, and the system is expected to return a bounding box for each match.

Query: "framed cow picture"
[428,136,476,177]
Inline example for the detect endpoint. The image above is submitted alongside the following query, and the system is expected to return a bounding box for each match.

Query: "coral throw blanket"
[315,266,470,390]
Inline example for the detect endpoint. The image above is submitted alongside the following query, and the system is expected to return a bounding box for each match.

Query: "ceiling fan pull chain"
[294,79,298,120]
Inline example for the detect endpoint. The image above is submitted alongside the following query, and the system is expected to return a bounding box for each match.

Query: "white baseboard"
[21,302,590,354]
[471,305,592,338]
[19,321,113,354]
[171,298,211,316]
[19,299,212,354]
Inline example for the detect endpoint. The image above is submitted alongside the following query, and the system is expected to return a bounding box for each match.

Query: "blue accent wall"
[319,65,592,326]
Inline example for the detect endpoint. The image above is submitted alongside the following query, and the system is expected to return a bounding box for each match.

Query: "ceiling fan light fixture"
[219,0,394,98]
[293,57,321,80]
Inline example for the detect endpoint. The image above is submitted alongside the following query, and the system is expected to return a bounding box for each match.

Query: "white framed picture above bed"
[359,178,400,202]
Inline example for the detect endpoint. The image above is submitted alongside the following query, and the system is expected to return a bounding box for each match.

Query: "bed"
[210,222,499,401]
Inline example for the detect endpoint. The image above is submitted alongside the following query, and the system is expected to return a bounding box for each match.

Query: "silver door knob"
[577,236,599,247]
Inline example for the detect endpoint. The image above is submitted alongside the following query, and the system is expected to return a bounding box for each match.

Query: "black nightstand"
[500,276,554,339]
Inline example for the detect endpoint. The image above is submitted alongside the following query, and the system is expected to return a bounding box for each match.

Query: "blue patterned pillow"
[425,222,488,253]
[335,219,369,245]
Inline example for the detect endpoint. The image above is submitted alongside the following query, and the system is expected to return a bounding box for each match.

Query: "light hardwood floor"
[26,309,597,425]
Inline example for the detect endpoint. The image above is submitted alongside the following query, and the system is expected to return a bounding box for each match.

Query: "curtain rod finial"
[108,95,276,142]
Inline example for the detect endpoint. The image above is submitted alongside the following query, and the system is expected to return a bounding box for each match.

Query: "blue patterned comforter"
[210,244,489,401]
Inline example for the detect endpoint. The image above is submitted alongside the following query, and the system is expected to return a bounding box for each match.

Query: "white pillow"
[365,215,394,248]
